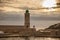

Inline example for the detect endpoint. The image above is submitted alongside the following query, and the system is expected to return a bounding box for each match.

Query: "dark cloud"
[31,15,60,21]
[0,11,60,21]
[30,11,60,21]
[0,12,24,21]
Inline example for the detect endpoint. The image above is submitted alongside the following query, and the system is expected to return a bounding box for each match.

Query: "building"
[25,9,30,28]
[0,10,36,34]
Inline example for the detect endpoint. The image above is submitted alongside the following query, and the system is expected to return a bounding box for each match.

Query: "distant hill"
[46,23,60,29]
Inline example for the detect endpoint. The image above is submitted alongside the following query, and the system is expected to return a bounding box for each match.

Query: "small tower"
[33,25,36,29]
[25,9,30,28]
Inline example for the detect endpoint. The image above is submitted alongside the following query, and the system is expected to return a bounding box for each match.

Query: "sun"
[42,0,57,8]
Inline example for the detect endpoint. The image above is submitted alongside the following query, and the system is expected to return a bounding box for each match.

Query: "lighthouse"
[25,9,30,28]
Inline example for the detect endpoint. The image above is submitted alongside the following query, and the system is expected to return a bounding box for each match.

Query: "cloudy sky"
[0,0,60,29]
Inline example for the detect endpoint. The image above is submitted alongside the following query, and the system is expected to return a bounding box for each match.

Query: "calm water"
[0,37,60,40]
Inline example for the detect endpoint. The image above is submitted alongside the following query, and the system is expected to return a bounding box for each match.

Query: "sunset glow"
[0,0,60,12]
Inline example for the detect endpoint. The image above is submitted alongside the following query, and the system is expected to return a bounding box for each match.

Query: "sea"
[0,21,60,29]
[0,37,60,40]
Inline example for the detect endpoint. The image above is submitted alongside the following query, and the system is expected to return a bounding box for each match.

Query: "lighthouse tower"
[25,9,30,28]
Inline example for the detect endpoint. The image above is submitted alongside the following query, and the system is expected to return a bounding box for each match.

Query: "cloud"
[0,11,60,21]
[0,0,60,13]
[0,0,60,21]
[31,12,60,21]
[0,0,45,11]
[0,12,24,21]
[31,16,60,21]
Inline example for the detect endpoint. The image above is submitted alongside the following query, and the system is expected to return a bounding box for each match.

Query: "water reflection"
[0,37,60,40]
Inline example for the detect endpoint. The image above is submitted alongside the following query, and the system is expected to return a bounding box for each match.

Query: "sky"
[0,0,60,29]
